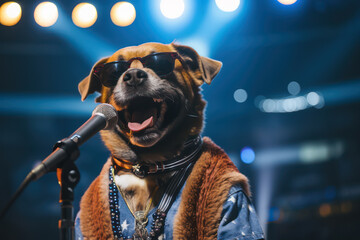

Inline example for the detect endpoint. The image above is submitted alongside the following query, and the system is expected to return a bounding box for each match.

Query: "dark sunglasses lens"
[144,54,174,76]
[101,62,128,87]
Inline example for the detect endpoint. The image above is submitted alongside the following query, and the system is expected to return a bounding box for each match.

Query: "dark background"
[0,0,359,239]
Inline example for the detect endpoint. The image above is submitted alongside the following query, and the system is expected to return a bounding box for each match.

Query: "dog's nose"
[123,69,148,87]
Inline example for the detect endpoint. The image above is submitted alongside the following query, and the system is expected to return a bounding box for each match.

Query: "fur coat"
[79,137,250,239]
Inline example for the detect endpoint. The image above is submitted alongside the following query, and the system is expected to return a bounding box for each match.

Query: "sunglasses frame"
[93,52,186,87]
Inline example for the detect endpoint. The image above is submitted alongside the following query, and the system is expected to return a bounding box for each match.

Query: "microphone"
[31,103,118,180]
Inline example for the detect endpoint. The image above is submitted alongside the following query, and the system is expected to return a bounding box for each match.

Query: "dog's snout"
[123,69,148,87]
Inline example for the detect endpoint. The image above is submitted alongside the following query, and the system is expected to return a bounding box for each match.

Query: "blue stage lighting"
[234,89,248,103]
[215,0,240,12]
[287,81,301,95]
[277,0,297,5]
[178,38,210,57]
[307,92,320,106]
[241,147,255,164]
[148,0,193,35]
[160,0,185,19]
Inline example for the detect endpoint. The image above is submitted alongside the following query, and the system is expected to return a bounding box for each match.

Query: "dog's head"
[79,42,222,162]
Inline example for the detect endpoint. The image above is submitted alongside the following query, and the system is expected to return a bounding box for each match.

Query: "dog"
[76,42,264,240]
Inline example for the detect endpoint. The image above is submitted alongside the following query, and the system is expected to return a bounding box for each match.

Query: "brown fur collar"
[79,159,113,240]
[173,137,249,239]
[79,137,249,239]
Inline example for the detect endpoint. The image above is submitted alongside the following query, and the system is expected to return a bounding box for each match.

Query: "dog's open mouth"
[117,96,181,146]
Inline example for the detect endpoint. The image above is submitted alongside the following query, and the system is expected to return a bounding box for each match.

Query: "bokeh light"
[110,2,136,27]
[72,3,97,28]
[307,92,320,106]
[234,89,248,103]
[319,203,331,217]
[34,2,58,27]
[215,0,241,12]
[160,0,185,19]
[241,147,255,164]
[262,99,276,112]
[277,0,297,5]
[287,81,301,95]
[0,2,22,26]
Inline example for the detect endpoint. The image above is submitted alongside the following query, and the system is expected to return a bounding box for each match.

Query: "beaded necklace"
[108,166,123,239]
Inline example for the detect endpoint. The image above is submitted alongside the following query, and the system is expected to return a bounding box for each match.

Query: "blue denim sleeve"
[217,185,265,240]
[75,211,84,240]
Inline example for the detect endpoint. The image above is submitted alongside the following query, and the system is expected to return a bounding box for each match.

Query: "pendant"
[133,211,149,240]
[132,164,146,178]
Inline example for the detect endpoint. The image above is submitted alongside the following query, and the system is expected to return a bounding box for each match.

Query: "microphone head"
[92,103,118,130]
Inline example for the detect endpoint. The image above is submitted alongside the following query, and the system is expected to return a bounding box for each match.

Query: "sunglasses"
[93,52,185,87]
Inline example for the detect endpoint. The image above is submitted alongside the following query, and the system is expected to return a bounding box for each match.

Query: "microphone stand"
[52,138,81,240]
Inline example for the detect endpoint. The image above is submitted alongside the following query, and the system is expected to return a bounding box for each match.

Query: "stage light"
[110,2,136,27]
[262,99,276,112]
[277,0,297,5]
[295,96,308,110]
[319,204,331,217]
[0,2,22,26]
[241,147,255,164]
[160,0,185,19]
[233,89,247,103]
[282,98,296,112]
[72,3,97,28]
[215,0,240,12]
[180,38,210,57]
[34,2,58,27]
[307,92,320,106]
[287,81,300,95]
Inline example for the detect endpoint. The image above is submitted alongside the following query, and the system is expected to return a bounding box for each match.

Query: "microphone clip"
[52,138,80,168]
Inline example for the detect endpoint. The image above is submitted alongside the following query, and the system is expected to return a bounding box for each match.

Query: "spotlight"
[277,0,297,5]
[233,89,248,103]
[215,0,240,12]
[160,0,185,19]
[0,2,22,26]
[72,3,97,28]
[110,2,136,27]
[240,147,255,164]
[34,2,58,27]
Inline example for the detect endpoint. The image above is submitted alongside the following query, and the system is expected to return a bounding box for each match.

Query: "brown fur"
[79,160,113,240]
[173,137,249,240]
[113,170,164,212]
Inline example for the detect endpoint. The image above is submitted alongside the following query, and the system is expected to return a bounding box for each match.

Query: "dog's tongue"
[128,108,156,132]
[128,116,153,132]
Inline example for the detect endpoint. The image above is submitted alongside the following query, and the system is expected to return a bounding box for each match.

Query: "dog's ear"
[172,43,222,85]
[78,57,109,101]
